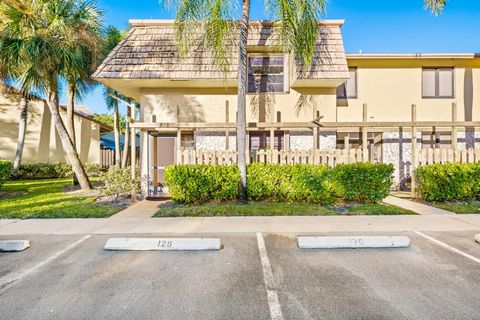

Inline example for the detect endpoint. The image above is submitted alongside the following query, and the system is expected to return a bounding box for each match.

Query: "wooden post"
[451,102,457,153]
[284,131,290,151]
[225,101,230,150]
[362,103,368,161]
[411,104,417,197]
[152,136,158,193]
[130,104,136,202]
[176,129,182,164]
[313,100,319,150]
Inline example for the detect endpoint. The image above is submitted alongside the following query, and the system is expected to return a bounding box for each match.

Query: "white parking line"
[415,231,480,264]
[256,232,283,320]
[0,235,91,291]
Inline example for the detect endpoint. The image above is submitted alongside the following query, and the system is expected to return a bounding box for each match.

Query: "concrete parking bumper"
[104,237,221,251]
[0,240,30,252]
[297,235,411,249]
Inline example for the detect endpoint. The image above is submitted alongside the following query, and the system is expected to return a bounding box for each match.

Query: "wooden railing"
[416,148,480,165]
[178,147,480,166]
[178,148,382,166]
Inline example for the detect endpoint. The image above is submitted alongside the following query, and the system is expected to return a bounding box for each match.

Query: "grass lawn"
[433,202,480,214]
[154,202,415,217]
[0,179,124,219]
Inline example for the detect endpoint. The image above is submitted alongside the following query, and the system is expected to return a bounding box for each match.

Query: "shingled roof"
[93,19,349,82]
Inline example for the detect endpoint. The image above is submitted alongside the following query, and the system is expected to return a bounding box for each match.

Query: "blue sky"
[71,0,480,114]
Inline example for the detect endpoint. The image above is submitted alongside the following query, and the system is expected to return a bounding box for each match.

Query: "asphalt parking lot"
[1,231,480,320]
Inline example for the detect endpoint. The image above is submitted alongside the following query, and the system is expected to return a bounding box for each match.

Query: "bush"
[0,160,13,187]
[334,162,394,203]
[247,163,336,204]
[84,163,103,177]
[16,163,73,179]
[165,163,394,205]
[165,165,240,204]
[416,163,480,202]
[101,165,141,202]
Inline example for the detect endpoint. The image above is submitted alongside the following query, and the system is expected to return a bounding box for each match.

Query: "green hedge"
[165,163,394,204]
[0,160,13,188]
[416,163,480,202]
[247,163,336,204]
[15,163,73,179]
[14,163,103,180]
[335,162,394,203]
[165,165,240,204]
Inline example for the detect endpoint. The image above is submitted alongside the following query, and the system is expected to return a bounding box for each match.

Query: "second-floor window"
[336,67,357,99]
[422,67,454,98]
[248,56,285,93]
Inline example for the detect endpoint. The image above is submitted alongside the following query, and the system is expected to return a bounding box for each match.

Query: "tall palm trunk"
[121,105,131,168]
[66,81,79,185]
[236,0,250,202]
[66,81,77,147]
[46,76,92,191]
[113,99,121,166]
[13,94,29,175]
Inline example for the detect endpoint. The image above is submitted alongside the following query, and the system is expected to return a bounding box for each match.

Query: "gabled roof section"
[92,19,349,83]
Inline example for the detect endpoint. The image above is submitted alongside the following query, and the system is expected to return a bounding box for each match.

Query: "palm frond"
[268,0,326,68]
[424,0,447,15]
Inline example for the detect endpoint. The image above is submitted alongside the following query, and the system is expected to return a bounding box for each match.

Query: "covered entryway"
[147,133,176,198]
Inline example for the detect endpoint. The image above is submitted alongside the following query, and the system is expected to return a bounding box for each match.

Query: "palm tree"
[0,0,94,190]
[101,26,129,167]
[103,87,123,166]
[424,0,446,14]
[62,0,102,184]
[164,0,327,201]
[0,63,30,176]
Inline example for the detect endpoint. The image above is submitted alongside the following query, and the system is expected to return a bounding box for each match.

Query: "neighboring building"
[0,83,112,165]
[93,19,480,196]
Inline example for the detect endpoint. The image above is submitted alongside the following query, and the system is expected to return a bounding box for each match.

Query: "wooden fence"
[178,148,377,166]
[178,147,480,167]
[100,149,116,169]
[416,148,480,165]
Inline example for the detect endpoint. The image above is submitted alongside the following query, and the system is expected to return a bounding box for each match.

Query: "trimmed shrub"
[102,165,141,202]
[84,163,103,177]
[416,163,480,202]
[0,160,13,187]
[16,163,73,179]
[165,163,394,205]
[165,165,240,204]
[247,163,336,204]
[334,162,394,203]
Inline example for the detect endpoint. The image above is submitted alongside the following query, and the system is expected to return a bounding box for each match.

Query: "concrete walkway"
[1,214,480,235]
[111,200,170,218]
[383,196,454,215]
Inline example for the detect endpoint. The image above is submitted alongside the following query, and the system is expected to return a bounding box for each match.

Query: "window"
[422,68,454,98]
[248,56,285,93]
[336,68,357,99]
[249,131,284,150]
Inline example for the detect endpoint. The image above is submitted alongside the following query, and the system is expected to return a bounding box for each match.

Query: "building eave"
[346,53,480,60]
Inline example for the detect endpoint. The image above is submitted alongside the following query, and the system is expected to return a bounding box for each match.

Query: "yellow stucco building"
[0,84,111,165]
[93,19,480,195]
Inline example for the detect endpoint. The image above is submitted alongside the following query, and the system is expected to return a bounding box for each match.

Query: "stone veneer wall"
[289,130,337,150]
[195,130,337,151]
[195,131,236,150]
[382,130,480,187]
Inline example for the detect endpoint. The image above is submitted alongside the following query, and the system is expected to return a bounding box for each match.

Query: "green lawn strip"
[154,202,415,217]
[0,179,123,219]
[433,202,480,214]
